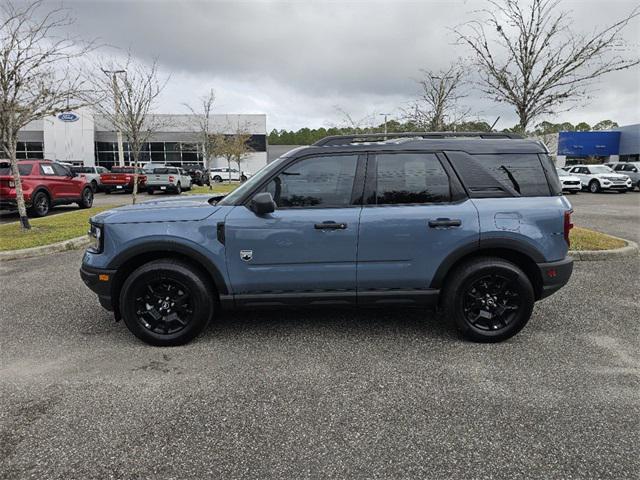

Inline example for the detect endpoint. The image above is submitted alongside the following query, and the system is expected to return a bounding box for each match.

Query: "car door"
[356,152,479,304]
[569,167,588,185]
[223,153,364,304]
[50,163,78,198]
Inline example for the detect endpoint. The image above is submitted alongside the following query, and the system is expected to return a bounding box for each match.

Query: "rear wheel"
[28,191,50,217]
[78,187,93,209]
[213,175,222,183]
[240,175,247,182]
[176,182,182,194]
[443,257,535,343]
[119,259,214,346]
[90,180,98,192]
[147,188,154,195]
[589,180,600,193]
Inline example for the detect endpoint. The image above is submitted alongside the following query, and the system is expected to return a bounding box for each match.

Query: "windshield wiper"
[500,165,521,194]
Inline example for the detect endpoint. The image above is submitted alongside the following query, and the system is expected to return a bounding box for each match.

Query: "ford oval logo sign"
[57,112,79,122]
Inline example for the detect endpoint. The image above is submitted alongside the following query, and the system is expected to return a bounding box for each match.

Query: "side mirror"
[249,192,276,215]
[68,170,77,177]
[632,168,638,173]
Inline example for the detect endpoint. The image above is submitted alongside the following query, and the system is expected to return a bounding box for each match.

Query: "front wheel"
[213,175,222,183]
[119,259,214,346]
[442,257,535,343]
[78,187,94,209]
[589,180,600,193]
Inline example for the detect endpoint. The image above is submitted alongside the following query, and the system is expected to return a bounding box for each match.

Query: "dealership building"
[16,108,268,173]
[556,123,640,166]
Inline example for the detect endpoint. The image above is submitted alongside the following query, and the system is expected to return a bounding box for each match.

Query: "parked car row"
[561,164,635,193]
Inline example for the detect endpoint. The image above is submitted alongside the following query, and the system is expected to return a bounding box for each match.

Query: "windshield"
[589,165,614,174]
[218,157,288,205]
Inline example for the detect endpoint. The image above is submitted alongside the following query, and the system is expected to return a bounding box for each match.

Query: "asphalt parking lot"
[1,193,638,479]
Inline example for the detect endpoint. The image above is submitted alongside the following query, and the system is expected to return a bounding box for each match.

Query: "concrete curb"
[0,236,90,261]
[570,237,639,262]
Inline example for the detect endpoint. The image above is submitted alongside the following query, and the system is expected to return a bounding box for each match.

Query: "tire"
[618,189,627,194]
[569,191,578,194]
[90,180,98,193]
[147,189,154,195]
[78,187,94,209]
[176,183,182,194]
[119,259,214,346]
[213,175,222,183]
[636,181,640,191]
[28,191,50,217]
[442,257,535,343]
[589,180,600,193]
[104,189,111,195]
[240,175,247,182]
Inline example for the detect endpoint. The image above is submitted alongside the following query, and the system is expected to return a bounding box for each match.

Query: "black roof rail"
[312,131,524,146]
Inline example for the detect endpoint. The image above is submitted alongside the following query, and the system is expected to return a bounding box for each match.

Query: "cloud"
[54,0,640,130]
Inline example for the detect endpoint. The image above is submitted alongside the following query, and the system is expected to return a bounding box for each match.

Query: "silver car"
[606,162,640,191]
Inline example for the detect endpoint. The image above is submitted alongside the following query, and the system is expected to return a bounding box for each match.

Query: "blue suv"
[80,133,574,346]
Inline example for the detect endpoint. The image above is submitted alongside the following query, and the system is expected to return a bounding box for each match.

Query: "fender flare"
[108,236,229,294]
[430,238,546,289]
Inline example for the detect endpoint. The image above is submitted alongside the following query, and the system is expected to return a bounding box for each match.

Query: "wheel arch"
[107,239,229,317]
[431,239,545,300]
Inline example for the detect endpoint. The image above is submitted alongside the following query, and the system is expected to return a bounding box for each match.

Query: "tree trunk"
[226,158,232,184]
[132,153,139,205]
[7,143,31,229]
[206,156,212,190]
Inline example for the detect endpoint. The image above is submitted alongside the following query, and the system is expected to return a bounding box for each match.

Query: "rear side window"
[0,164,33,176]
[374,153,451,204]
[471,154,551,196]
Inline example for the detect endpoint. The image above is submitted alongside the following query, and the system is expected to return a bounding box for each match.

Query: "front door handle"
[314,221,347,230]
[428,218,462,228]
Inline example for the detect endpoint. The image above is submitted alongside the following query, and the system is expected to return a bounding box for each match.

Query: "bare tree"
[0,0,94,229]
[454,0,640,132]
[92,55,168,204]
[332,106,377,133]
[184,89,216,190]
[212,124,252,184]
[404,64,469,131]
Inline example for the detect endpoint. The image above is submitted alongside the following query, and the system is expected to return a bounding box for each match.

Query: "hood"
[91,195,222,224]
[595,172,627,179]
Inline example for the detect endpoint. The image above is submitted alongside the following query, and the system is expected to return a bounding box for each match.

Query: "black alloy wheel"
[119,259,213,346]
[462,274,521,332]
[78,187,94,209]
[443,257,534,342]
[29,191,50,217]
[134,278,193,335]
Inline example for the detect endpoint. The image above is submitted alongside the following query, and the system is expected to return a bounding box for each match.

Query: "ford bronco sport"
[80,132,574,346]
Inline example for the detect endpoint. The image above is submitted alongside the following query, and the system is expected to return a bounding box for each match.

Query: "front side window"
[374,153,450,204]
[51,163,70,176]
[263,155,358,208]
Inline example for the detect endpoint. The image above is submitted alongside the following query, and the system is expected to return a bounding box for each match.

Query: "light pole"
[102,69,126,166]
[379,113,391,139]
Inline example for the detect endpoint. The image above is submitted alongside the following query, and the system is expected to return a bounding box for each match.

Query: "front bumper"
[80,264,117,311]
[537,256,574,299]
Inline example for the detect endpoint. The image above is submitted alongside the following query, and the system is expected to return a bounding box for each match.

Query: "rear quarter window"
[471,154,551,197]
[0,164,34,176]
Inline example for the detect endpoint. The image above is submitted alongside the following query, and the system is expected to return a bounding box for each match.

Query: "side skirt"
[221,289,440,310]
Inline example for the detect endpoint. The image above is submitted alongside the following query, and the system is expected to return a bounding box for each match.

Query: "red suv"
[0,159,94,217]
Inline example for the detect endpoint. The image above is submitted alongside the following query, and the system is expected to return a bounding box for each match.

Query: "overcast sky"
[56,0,640,131]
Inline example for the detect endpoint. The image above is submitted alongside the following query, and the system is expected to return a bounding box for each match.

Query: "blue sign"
[57,112,79,122]
[557,131,620,156]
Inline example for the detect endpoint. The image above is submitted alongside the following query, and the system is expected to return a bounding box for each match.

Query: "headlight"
[88,223,103,253]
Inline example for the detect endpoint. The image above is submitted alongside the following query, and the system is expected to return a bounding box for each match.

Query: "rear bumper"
[80,265,117,311]
[537,256,574,299]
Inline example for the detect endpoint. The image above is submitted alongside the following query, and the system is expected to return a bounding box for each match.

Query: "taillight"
[168,175,175,182]
[564,210,573,246]
[124,175,131,181]
[9,180,15,188]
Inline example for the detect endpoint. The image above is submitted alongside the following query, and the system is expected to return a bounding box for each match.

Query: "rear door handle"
[428,218,462,228]
[314,221,347,230]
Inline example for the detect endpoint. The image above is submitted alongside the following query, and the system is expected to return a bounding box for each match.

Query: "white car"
[605,162,640,191]
[71,165,110,192]
[209,167,251,183]
[567,165,632,193]
[556,168,581,194]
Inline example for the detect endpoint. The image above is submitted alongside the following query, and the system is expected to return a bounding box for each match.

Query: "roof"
[290,137,548,156]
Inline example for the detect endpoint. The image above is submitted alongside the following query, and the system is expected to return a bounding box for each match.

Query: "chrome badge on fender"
[240,250,253,262]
